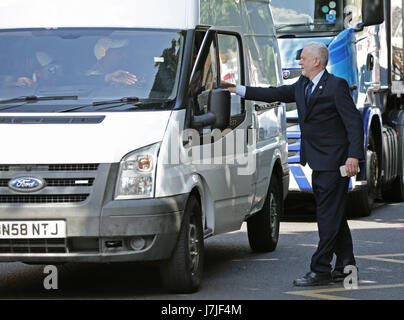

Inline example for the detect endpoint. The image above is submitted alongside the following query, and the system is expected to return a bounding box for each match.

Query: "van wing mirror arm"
[191,112,216,129]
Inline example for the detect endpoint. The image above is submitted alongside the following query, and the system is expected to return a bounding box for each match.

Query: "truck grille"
[0,238,67,253]
[0,164,99,203]
[283,69,302,80]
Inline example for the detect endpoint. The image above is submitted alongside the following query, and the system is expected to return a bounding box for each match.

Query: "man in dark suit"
[224,42,364,286]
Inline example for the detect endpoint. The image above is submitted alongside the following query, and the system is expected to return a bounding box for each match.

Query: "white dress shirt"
[235,68,326,97]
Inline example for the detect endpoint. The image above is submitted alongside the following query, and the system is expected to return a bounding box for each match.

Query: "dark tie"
[305,81,314,106]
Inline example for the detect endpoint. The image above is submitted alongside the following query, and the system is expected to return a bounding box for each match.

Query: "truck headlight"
[114,142,160,200]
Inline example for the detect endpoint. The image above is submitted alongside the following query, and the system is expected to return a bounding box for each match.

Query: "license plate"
[0,221,66,239]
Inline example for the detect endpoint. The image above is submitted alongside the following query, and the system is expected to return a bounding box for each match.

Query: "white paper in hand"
[340,165,360,177]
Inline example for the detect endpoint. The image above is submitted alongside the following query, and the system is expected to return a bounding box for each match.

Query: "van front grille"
[45,178,95,187]
[0,164,99,172]
[0,178,94,187]
[0,163,100,203]
[48,164,99,171]
[0,194,89,203]
[0,238,67,253]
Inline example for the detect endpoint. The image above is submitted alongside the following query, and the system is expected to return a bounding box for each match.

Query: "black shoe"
[331,269,346,283]
[332,266,359,283]
[293,272,332,287]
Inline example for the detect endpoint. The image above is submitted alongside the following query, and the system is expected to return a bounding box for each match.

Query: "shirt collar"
[310,69,325,90]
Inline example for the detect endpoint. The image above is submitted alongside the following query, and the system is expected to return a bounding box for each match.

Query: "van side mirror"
[362,0,384,27]
[208,88,231,130]
[191,89,230,131]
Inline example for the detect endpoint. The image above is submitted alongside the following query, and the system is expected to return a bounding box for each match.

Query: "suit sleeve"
[244,83,296,104]
[334,79,365,160]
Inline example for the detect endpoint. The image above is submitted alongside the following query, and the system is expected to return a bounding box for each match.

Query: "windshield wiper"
[0,95,78,104]
[276,22,331,31]
[91,96,140,106]
[93,97,172,111]
[60,97,172,113]
[0,95,78,112]
[59,96,140,112]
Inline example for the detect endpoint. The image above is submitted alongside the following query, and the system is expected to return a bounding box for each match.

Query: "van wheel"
[160,195,204,293]
[247,175,282,252]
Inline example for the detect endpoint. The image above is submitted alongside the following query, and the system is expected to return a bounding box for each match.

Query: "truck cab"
[0,0,288,293]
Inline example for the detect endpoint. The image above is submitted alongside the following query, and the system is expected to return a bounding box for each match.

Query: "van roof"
[0,0,199,30]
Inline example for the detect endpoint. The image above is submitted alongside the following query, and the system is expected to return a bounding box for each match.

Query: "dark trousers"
[310,170,356,274]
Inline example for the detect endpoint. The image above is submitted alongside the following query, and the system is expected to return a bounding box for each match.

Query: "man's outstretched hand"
[220,81,236,93]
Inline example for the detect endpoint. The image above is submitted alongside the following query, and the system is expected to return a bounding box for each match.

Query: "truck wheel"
[160,195,204,293]
[247,175,282,252]
[349,131,379,217]
[382,130,404,201]
[348,186,372,217]
[383,173,404,202]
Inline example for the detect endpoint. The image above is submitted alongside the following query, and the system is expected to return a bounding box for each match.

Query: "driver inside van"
[86,37,138,86]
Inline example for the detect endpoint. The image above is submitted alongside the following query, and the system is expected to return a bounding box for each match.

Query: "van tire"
[247,175,282,252]
[160,195,204,293]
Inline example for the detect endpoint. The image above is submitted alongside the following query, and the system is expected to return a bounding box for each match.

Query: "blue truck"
[271,0,404,216]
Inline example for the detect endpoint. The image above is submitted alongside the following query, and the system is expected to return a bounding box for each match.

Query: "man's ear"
[314,57,321,67]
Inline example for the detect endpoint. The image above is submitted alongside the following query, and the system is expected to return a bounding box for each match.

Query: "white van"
[0,0,288,292]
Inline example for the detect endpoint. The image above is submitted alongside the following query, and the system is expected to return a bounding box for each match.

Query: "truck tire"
[160,195,204,293]
[348,186,372,217]
[247,174,282,252]
[383,173,404,202]
[348,131,379,217]
[380,125,404,202]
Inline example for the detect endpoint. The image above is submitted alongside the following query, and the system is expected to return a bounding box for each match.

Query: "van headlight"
[114,142,160,200]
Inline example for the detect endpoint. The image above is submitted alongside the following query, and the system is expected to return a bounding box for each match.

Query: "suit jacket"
[245,70,364,170]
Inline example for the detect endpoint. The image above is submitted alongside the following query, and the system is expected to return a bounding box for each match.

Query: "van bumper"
[0,194,188,263]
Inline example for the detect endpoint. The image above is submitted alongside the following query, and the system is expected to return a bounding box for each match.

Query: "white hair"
[304,42,329,67]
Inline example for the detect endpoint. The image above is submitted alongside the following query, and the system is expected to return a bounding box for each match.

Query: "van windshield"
[0,28,184,111]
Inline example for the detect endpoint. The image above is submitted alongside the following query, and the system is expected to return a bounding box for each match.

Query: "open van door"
[187,26,255,234]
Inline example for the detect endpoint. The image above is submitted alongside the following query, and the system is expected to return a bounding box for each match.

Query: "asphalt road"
[0,198,404,300]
